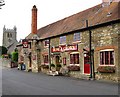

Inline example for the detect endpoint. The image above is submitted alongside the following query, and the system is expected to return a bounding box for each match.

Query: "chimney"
[102,0,120,7]
[31,5,37,34]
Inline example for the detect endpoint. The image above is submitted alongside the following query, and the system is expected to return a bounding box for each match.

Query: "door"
[84,55,90,74]
[56,56,60,65]
[29,52,32,68]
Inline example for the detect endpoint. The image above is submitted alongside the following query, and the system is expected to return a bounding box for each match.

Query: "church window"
[10,33,12,37]
[7,33,9,38]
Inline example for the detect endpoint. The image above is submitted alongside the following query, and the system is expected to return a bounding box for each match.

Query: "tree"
[0,46,8,56]
[0,0,5,9]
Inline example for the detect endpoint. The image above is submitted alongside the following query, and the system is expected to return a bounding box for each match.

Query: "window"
[44,55,48,63]
[7,33,9,38]
[10,33,12,37]
[44,39,49,47]
[74,32,80,42]
[70,53,79,64]
[60,36,66,44]
[63,57,66,65]
[100,51,114,65]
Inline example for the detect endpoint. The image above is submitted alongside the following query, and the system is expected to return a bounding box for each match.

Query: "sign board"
[22,39,28,48]
[51,44,78,53]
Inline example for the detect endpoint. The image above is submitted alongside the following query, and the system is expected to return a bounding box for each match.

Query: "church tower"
[2,25,18,53]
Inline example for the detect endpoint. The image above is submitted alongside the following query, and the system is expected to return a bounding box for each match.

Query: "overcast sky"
[0,0,102,46]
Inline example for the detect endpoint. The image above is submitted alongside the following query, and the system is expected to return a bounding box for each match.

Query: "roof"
[27,2,120,40]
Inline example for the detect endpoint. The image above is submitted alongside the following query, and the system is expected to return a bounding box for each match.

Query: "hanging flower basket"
[97,66,115,73]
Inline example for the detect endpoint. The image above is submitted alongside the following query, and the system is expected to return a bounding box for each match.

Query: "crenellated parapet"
[3,25,17,33]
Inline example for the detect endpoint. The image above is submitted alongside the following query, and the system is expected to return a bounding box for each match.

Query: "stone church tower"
[2,25,18,53]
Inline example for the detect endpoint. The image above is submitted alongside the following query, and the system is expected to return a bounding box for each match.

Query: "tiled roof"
[36,2,120,40]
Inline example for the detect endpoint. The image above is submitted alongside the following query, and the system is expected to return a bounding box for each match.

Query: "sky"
[0,0,102,46]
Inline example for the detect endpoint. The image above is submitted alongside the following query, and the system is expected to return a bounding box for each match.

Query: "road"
[1,58,119,95]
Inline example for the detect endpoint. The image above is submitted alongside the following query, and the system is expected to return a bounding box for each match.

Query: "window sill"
[72,41,81,44]
[59,43,66,46]
[99,65,115,66]
[69,64,79,66]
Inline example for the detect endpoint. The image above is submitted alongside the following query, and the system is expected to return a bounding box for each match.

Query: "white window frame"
[59,36,66,45]
[69,52,80,66]
[99,49,115,66]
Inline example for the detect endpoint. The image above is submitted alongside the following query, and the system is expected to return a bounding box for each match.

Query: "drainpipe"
[86,20,93,79]
[49,38,51,70]
[92,49,95,79]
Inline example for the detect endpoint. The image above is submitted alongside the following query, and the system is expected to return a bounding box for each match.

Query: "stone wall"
[91,23,120,82]
[39,23,120,82]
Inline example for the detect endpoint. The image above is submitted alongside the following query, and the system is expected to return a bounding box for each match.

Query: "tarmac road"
[1,58,119,95]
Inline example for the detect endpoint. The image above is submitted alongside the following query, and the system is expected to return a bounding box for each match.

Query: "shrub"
[67,65,80,71]
[0,46,8,55]
[50,64,55,67]
[11,51,18,62]
[56,64,61,67]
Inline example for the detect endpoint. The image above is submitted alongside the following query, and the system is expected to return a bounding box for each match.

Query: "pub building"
[17,0,120,82]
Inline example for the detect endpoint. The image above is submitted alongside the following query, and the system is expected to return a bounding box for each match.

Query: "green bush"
[0,46,8,55]
[11,51,18,62]
[50,64,55,67]
[56,64,61,67]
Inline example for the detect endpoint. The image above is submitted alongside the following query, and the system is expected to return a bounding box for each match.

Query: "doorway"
[84,54,90,74]
[56,56,60,65]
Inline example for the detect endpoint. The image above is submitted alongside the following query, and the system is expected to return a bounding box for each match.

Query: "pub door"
[56,56,60,65]
[84,55,90,74]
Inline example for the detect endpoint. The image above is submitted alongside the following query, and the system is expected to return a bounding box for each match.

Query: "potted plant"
[50,64,56,71]
[50,64,55,67]
[56,64,62,71]
[97,66,115,73]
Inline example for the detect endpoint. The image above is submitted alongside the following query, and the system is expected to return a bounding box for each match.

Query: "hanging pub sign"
[51,44,78,53]
[22,39,28,48]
